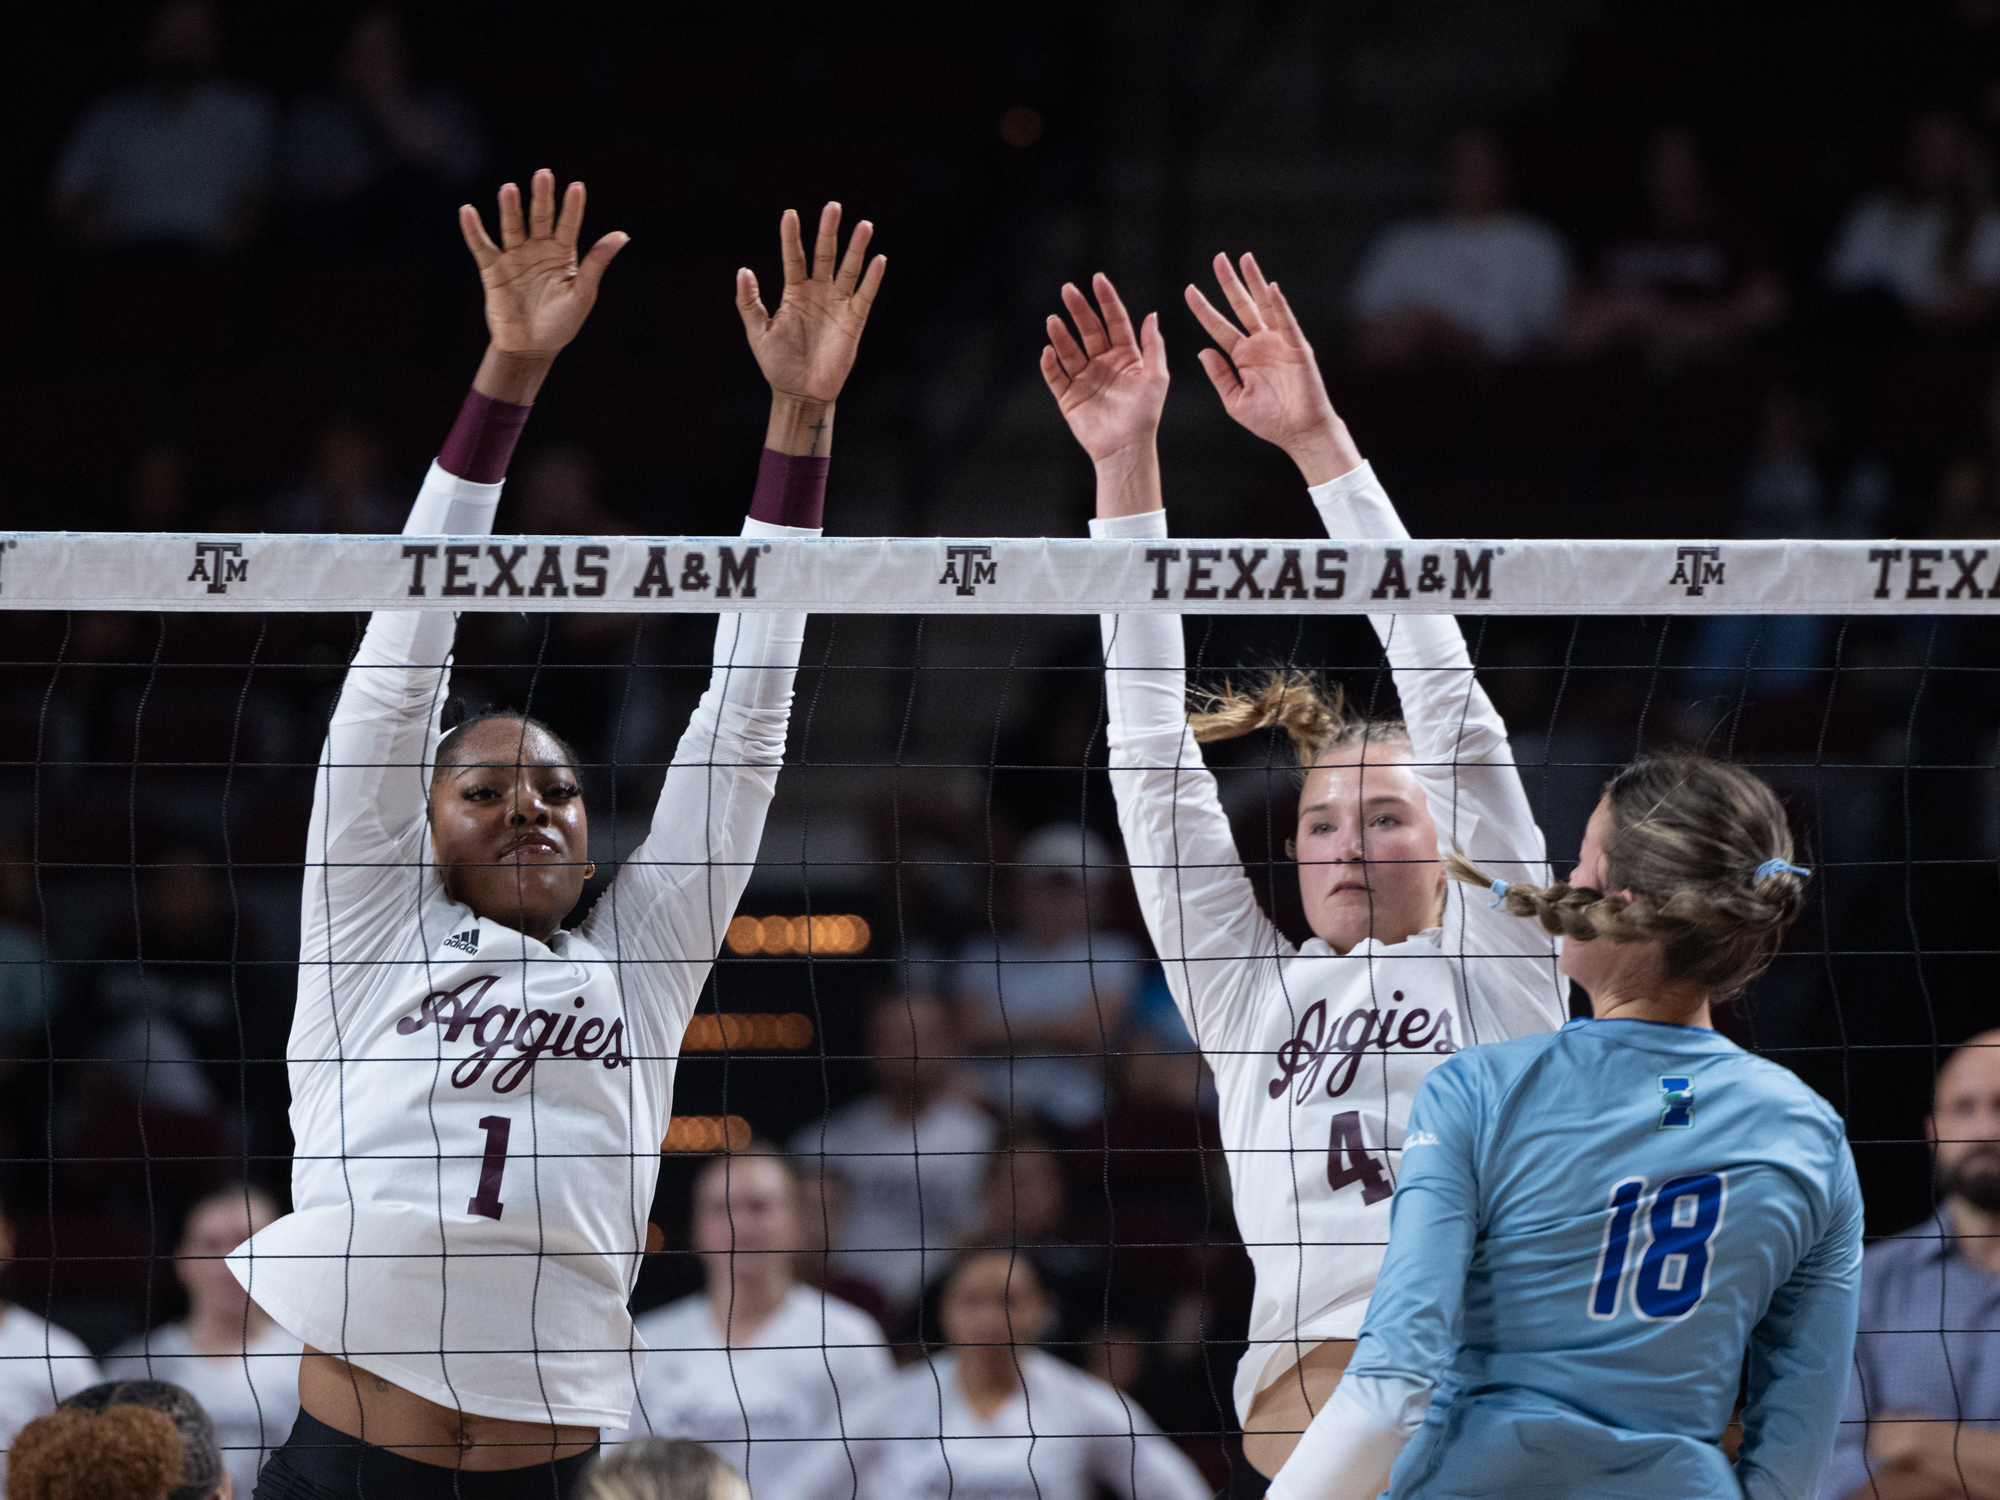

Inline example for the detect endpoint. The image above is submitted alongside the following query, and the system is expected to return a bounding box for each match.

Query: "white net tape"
[5,532,1998,613]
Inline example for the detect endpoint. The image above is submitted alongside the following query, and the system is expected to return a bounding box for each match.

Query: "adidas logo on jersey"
[443,929,480,956]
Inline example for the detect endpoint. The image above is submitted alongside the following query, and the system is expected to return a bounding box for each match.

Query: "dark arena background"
[0,3,1996,1497]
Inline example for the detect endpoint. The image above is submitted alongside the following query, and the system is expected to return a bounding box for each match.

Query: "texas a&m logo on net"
[187,541,248,594]
[939,544,996,596]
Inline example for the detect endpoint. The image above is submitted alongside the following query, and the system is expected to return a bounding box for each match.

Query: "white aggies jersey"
[1092,463,1567,1421]
[229,462,812,1428]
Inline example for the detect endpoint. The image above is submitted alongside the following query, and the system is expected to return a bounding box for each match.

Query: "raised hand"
[738,203,885,453]
[1040,273,1169,466]
[1186,252,1361,485]
[460,170,628,402]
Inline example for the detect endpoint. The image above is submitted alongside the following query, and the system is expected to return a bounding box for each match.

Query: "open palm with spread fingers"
[1187,252,1361,483]
[738,203,886,409]
[1040,273,1169,464]
[460,169,628,363]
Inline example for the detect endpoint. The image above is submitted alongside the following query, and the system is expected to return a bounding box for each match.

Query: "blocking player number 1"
[469,1115,512,1221]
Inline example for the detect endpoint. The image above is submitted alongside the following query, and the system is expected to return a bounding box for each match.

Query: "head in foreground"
[9,1379,227,1500]
[1453,750,1808,1021]
[1192,672,1442,953]
[427,710,590,944]
[575,1438,748,1500]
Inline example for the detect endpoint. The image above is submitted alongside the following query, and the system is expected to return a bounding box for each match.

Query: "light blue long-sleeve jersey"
[1350,1017,1863,1500]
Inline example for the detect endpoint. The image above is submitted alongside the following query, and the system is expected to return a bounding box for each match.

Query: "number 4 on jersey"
[1588,1172,1727,1321]
[1327,1110,1393,1205]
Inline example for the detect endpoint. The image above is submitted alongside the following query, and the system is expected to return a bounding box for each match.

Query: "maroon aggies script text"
[395,974,633,1091]
[1267,993,1459,1102]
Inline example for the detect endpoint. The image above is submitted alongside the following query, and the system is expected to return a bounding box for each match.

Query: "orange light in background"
[724,913,871,956]
[662,1115,752,1152]
[681,1012,815,1051]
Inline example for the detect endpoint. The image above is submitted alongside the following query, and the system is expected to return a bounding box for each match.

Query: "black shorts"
[251,1411,598,1500]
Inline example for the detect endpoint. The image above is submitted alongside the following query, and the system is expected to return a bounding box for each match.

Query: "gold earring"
[584,862,597,880]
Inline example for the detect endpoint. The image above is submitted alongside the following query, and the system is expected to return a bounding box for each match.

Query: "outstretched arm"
[1044,273,1294,1063]
[307,171,625,950]
[1188,254,1564,1038]
[584,203,884,1038]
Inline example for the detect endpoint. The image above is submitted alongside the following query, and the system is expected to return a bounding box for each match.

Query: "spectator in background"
[38,1378,228,1500]
[1827,109,2000,332]
[1351,128,1570,362]
[1568,127,1784,357]
[283,8,483,247]
[88,848,241,1119]
[0,842,53,1061]
[513,447,629,536]
[123,445,192,531]
[952,823,1143,1129]
[264,416,399,533]
[827,1247,1211,1500]
[617,1148,889,1500]
[1685,388,1833,701]
[1932,366,2000,538]
[951,1129,1112,1359]
[791,993,996,1325]
[579,1438,749,1500]
[104,1186,300,1496]
[0,1193,99,1487]
[1820,1031,2000,1500]
[52,0,272,249]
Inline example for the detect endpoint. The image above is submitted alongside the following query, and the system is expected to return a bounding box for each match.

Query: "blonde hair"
[1188,671,1411,767]
[575,1438,749,1500]
[6,1405,185,1500]
[1449,750,1808,996]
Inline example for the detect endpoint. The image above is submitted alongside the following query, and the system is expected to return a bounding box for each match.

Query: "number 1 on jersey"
[468,1114,511,1221]
[1588,1178,1645,1318]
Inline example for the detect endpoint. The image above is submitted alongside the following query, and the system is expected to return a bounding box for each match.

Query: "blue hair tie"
[1755,858,1811,882]
[1488,879,1510,908]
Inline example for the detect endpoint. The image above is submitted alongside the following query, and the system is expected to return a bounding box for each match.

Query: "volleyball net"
[0,526,1992,1490]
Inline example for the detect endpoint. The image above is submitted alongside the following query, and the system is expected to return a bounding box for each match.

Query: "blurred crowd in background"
[3,0,2000,1487]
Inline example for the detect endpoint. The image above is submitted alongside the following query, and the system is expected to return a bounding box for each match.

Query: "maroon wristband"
[439,387,533,484]
[749,448,829,529]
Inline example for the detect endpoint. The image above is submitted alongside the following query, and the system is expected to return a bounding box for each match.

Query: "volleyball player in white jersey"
[231,171,884,1498]
[1038,260,1566,1475]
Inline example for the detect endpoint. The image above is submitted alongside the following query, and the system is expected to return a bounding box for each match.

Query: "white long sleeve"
[1266,1378,1415,1500]
[300,460,502,990]
[1310,462,1565,1042]
[1094,506,1292,1062]
[577,515,811,1042]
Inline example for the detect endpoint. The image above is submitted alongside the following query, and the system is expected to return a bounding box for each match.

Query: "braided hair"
[1449,751,1808,998]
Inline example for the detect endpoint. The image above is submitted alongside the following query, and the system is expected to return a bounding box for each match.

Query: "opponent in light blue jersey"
[1270,752,1864,1500]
